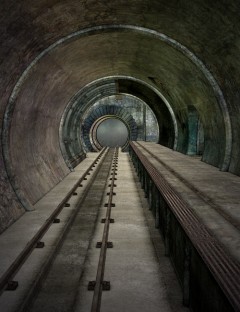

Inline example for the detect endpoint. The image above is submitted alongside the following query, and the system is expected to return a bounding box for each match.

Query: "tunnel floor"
[72,153,179,312]
[0,143,239,311]
[0,149,187,312]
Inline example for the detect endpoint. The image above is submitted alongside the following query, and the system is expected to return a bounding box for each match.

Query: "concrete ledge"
[0,152,103,312]
[130,141,240,312]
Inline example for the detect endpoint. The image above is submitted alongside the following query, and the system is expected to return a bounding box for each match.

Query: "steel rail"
[0,147,108,295]
[91,147,119,312]
[130,142,240,312]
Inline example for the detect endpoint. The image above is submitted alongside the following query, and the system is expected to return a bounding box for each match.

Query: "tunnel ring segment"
[60,80,164,167]
[90,115,130,151]
[2,24,232,211]
[7,24,232,171]
[81,105,138,152]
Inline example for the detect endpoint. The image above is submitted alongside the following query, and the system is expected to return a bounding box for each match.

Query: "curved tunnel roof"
[0,0,240,232]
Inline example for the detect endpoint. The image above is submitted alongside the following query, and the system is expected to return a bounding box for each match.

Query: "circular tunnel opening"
[96,117,129,148]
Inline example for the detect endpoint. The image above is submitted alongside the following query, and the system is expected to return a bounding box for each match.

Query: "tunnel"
[0,1,240,312]
[94,117,129,148]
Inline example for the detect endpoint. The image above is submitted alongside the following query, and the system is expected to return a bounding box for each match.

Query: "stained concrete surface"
[1,143,239,311]
[74,152,188,312]
[27,149,114,312]
[0,152,106,312]
[0,150,190,312]
[135,142,240,264]
[2,0,240,239]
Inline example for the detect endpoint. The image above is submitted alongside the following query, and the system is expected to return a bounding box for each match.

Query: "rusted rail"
[130,141,240,312]
[91,147,119,312]
[0,147,108,295]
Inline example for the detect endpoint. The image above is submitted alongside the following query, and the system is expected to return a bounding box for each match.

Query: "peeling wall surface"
[0,0,240,232]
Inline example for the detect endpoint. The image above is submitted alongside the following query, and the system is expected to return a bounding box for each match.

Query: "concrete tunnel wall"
[0,0,240,233]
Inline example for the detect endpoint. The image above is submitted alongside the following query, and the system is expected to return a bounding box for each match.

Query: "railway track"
[1,143,239,312]
[22,148,176,312]
[26,147,116,312]
[0,147,108,296]
[0,148,113,312]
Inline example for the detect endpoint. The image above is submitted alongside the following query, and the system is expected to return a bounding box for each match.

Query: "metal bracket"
[107,192,116,196]
[6,281,18,291]
[53,218,60,223]
[88,281,111,291]
[65,203,70,207]
[96,242,113,248]
[108,184,117,187]
[36,241,45,248]
[88,281,96,291]
[104,203,115,207]
[102,281,111,290]
[101,218,115,223]
[73,192,77,196]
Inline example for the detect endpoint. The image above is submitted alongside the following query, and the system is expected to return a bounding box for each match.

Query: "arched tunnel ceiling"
[1,0,240,232]
[4,27,228,205]
[6,27,228,178]
[60,77,174,152]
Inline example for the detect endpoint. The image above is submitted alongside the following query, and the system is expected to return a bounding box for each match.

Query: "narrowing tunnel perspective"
[0,141,240,312]
[1,2,240,312]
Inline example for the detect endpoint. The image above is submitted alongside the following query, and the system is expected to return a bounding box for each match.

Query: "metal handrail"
[0,147,107,295]
[136,141,240,231]
[91,147,119,312]
[129,141,240,312]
